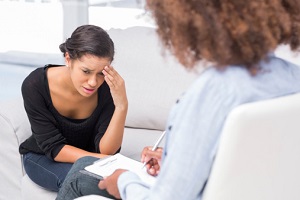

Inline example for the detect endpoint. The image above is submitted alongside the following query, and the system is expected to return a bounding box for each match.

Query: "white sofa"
[0,26,197,200]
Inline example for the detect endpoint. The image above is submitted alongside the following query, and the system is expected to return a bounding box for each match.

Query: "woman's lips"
[83,87,95,94]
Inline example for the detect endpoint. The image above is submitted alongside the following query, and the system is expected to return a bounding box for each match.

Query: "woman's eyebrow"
[82,66,97,71]
[81,66,90,69]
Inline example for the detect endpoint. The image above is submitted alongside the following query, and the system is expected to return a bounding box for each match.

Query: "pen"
[98,158,117,167]
[142,130,166,169]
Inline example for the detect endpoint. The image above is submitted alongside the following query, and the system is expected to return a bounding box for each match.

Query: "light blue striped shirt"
[118,54,300,200]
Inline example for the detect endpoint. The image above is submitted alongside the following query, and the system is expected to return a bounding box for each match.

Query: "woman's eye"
[83,70,90,74]
[98,72,104,76]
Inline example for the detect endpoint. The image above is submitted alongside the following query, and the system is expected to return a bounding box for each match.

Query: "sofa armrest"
[0,98,31,199]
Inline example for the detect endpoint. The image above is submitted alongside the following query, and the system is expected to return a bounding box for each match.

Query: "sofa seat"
[0,26,197,200]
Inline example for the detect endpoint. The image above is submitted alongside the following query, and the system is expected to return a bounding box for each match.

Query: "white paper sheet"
[84,153,156,186]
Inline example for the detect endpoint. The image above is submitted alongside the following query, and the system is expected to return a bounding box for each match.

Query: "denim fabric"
[56,156,116,200]
[23,152,73,192]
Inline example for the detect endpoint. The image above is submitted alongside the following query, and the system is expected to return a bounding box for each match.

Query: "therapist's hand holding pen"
[141,130,166,176]
[141,146,164,176]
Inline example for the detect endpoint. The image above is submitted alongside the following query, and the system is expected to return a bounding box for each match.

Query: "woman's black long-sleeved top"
[19,65,115,160]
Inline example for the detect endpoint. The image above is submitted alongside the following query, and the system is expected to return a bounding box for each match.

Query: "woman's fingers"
[102,66,121,88]
[102,66,128,109]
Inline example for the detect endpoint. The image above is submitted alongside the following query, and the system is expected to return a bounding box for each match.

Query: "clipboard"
[84,153,156,186]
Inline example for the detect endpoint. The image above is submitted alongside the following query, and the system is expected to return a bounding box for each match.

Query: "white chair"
[203,93,300,200]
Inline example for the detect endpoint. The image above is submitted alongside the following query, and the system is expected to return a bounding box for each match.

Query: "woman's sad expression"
[66,54,111,97]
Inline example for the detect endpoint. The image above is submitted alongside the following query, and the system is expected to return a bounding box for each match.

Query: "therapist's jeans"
[56,156,116,200]
[23,152,73,192]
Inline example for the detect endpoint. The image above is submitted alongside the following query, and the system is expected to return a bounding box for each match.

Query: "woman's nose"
[88,76,97,87]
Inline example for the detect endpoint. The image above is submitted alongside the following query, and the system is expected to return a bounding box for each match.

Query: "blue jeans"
[23,152,73,192]
[56,156,116,200]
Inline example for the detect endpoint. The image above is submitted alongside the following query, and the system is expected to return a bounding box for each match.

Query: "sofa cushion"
[108,26,198,131]
[0,27,198,131]
[120,128,164,161]
[22,175,57,200]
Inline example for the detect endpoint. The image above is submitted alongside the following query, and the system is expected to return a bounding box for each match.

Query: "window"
[0,0,153,53]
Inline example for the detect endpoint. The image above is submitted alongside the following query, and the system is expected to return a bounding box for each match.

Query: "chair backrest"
[202,93,300,200]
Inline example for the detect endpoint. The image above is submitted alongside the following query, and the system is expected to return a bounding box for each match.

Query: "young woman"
[19,24,128,193]
[57,0,300,199]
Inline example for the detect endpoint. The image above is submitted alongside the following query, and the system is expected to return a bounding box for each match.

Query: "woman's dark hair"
[146,0,300,71]
[59,25,114,62]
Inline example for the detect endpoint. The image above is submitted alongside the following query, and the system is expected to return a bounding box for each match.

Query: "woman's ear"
[65,52,71,67]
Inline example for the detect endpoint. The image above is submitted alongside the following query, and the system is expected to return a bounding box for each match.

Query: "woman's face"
[66,53,111,97]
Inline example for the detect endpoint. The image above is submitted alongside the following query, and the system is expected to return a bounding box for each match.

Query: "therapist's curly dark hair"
[146,0,300,72]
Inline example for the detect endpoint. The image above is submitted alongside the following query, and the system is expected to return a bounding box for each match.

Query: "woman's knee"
[24,158,62,191]
[23,152,72,192]
[66,156,99,178]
